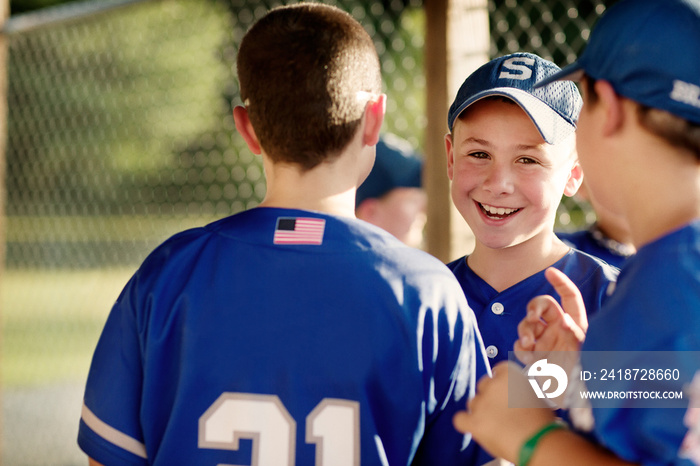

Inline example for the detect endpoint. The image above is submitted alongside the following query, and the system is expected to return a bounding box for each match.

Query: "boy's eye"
[518,156,539,164]
[468,151,489,159]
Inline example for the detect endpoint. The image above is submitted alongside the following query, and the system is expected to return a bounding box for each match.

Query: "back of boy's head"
[536,0,700,156]
[448,52,582,146]
[237,4,382,170]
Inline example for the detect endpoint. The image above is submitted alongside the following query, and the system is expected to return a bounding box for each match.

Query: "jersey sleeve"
[78,228,208,465]
[583,349,698,466]
[411,276,492,465]
[582,238,700,466]
[78,271,149,465]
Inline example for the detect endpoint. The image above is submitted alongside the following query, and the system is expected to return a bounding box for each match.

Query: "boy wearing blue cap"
[356,133,427,248]
[445,52,618,371]
[454,0,700,465]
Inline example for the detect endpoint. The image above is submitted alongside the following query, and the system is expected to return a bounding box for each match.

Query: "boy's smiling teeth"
[479,202,519,217]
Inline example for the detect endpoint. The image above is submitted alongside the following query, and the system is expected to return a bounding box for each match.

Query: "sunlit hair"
[237,4,382,170]
[583,76,700,161]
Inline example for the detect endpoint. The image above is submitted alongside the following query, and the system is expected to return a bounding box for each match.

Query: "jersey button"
[491,302,504,315]
[486,345,498,359]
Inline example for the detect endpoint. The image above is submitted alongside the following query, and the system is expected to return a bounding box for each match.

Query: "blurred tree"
[6,0,233,215]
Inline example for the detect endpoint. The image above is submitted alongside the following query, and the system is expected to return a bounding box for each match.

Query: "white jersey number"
[199,393,360,466]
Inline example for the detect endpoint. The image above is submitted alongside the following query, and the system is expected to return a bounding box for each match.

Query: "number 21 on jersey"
[199,393,360,466]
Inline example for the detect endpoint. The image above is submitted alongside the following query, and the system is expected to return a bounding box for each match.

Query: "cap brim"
[451,87,576,145]
[534,62,584,88]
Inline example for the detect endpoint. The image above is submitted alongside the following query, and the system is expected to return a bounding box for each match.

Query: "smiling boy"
[452,1,700,464]
[444,53,618,369]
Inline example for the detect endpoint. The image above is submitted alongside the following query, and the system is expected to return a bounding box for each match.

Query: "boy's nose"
[483,164,515,195]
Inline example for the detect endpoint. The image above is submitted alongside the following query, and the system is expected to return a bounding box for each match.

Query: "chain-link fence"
[2,0,612,463]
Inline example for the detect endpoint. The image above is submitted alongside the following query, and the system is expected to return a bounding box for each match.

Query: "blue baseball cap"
[536,0,700,125]
[447,52,582,144]
[356,133,423,207]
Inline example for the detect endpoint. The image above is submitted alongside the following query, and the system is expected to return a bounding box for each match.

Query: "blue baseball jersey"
[581,220,700,466]
[447,249,618,367]
[557,224,634,269]
[78,207,490,466]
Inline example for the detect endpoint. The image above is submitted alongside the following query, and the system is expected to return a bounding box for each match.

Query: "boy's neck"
[467,232,570,292]
[259,149,366,218]
[259,190,357,218]
[623,168,700,248]
[611,128,700,249]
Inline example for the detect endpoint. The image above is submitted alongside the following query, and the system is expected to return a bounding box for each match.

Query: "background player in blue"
[77,4,489,465]
[444,53,618,368]
[355,133,427,249]
[453,0,700,465]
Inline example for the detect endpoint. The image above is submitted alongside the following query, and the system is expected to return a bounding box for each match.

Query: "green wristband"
[518,421,566,466]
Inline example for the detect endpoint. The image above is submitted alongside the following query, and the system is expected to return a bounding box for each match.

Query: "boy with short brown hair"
[78,4,488,465]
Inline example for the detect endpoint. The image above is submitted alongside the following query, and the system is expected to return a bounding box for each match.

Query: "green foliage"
[7,0,235,215]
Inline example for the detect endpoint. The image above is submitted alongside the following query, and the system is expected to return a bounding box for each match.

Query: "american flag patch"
[273,217,326,245]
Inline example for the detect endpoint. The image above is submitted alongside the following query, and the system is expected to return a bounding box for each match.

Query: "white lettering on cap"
[670,80,700,109]
[498,57,535,81]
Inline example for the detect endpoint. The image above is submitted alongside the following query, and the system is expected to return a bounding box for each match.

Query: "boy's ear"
[445,132,455,181]
[233,105,262,155]
[362,94,386,146]
[595,80,624,137]
[564,159,584,197]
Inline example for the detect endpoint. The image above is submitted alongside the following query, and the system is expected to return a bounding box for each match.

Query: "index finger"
[543,267,588,332]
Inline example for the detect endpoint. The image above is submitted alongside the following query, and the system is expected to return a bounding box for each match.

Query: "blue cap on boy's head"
[447,52,582,144]
[536,0,700,125]
[356,133,423,207]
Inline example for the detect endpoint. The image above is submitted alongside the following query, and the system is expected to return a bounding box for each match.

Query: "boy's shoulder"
[139,207,459,289]
[557,247,620,285]
[615,219,700,289]
[446,248,619,280]
[557,227,633,269]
